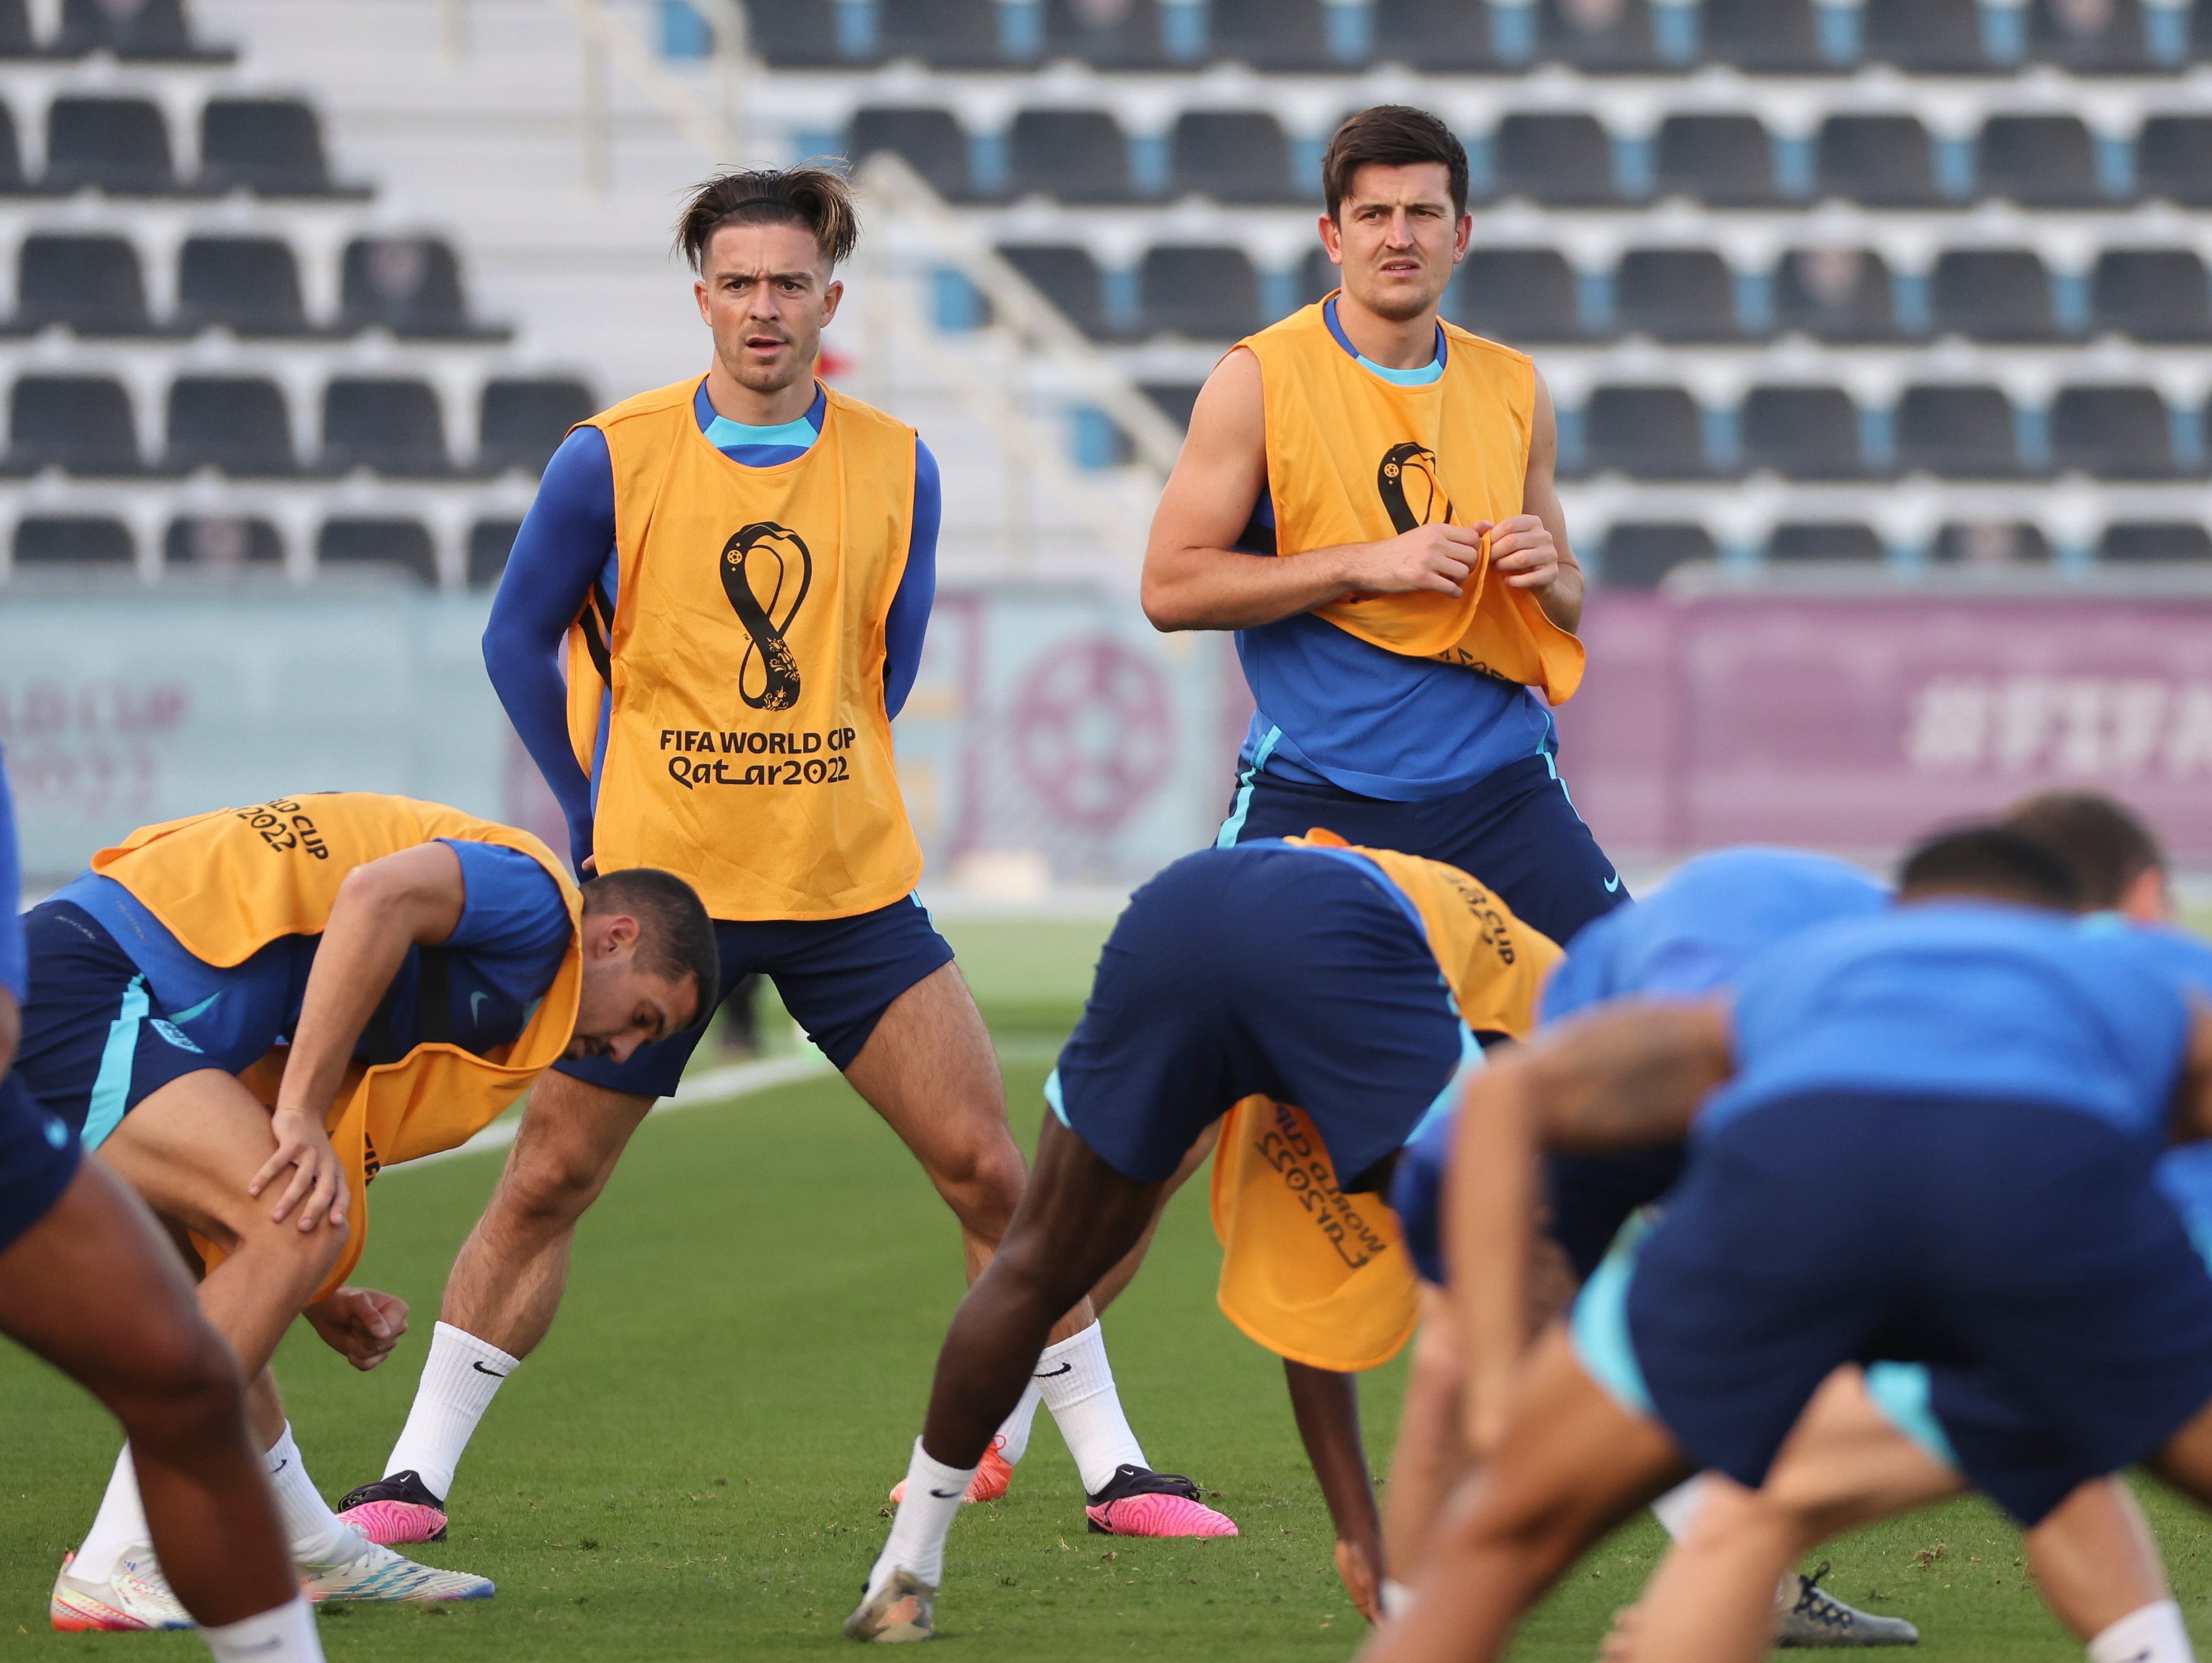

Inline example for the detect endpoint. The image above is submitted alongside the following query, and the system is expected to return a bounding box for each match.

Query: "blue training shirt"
[1232,296,1555,803]
[483,378,941,871]
[51,839,572,1065]
[0,742,22,1004]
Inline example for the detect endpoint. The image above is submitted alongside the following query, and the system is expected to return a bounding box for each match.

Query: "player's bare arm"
[1492,371,1585,634]
[2166,1001,2212,1144]
[1284,1360,1386,1621]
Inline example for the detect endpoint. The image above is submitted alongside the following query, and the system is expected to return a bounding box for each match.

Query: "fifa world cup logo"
[1377,441,1453,533]
[718,520,813,711]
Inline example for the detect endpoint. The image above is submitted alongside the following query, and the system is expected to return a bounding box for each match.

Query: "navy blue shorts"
[0,1071,80,1257]
[1619,1094,2212,1526]
[14,903,228,1150]
[1050,844,1463,1185]
[558,893,954,1095]
[1546,1145,1686,1285]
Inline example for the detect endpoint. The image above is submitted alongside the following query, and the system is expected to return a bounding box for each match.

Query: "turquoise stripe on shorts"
[1865,1361,1960,1472]
[1570,1212,1658,1418]
[80,974,150,1152]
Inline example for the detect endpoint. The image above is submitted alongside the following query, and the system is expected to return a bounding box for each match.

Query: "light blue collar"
[1323,295,1445,386]
[704,412,818,450]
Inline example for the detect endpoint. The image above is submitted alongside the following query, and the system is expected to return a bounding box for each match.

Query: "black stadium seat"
[1008,108,1132,202]
[1933,521,2052,564]
[1171,111,1302,203]
[1654,114,1781,205]
[998,243,1111,337]
[1977,116,2104,208]
[2029,0,2158,70]
[322,378,449,476]
[46,96,181,194]
[8,376,141,474]
[740,0,846,65]
[55,0,230,59]
[175,237,313,336]
[1209,0,1339,68]
[200,98,361,197]
[878,0,1004,66]
[1371,0,1494,68]
[1139,381,1202,429]
[0,0,31,57]
[1816,116,1943,206]
[2049,385,2182,478]
[166,515,281,569]
[1453,248,1586,341]
[2138,117,2212,206]
[17,235,157,334]
[468,519,522,588]
[1601,522,1715,588]
[15,517,134,564]
[1740,385,1867,478]
[1774,247,1902,341]
[1895,384,2023,477]
[2100,522,2212,561]
[318,517,437,585]
[1140,246,1260,339]
[1494,113,1616,205]
[0,100,36,195]
[1043,0,1173,67]
[1931,249,2060,341]
[340,238,499,338]
[1701,0,1829,71]
[1301,246,1340,307]
[847,107,971,199]
[1537,0,1661,69]
[2091,249,2212,341]
[1584,385,1708,478]
[478,377,596,475]
[1614,248,1742,341]
[1863,0,1989,69]
[1768,522,1884,563]
[165,376,296,476]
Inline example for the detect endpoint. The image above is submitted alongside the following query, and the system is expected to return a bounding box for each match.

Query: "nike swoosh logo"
[928,1487,963,1499]
[271,1459,289,1474]
[1603,873,1621,893]
[472,1361,509,1378]
[1034,1363,1072,1378]
[470,991,489,1024]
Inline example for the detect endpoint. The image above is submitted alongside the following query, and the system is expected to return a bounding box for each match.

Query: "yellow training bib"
[567,378,923,920]
[1238,299,1584,704]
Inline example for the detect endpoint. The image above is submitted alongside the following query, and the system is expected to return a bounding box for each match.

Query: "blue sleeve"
[439,841,573,958]
[882,439,939,722]
[0,743,23,1004]
[483,425,615,871]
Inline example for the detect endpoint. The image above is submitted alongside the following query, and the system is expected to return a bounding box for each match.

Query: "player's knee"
[499,1141,612,1230]
[930,1132,1026,1236]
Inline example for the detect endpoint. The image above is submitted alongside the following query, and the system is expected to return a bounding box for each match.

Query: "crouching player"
[1364,828,2212,1663]
[9,792,710,1628]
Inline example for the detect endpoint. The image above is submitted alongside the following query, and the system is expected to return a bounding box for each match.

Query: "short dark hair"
[1896,826,2083,912]
[582,867,720,1027]
[674,162,860,274]
[2001,790,2166,911]
[1322,105,1470,222]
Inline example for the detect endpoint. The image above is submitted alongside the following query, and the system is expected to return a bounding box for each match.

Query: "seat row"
[1598,519,2212,585]
[12,514,517,588]
[3,233,504,340]
[994,242,2212,344]
[852,105,2211,209]
[5,374,594,479]
[0,96,359,199]
[740,0,2207,75]
[0,0,226,63]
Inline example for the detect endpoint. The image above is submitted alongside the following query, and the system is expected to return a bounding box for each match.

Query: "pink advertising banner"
[1554,591,2212,862]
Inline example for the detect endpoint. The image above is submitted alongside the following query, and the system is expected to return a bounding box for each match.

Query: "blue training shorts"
[558,893,954,1095]
[1048,843,1464,1185]
[1581,1092,2212,1526]
[0,1071,79,1256]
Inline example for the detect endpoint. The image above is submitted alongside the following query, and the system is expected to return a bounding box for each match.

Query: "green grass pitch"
[1,915,2210,1658]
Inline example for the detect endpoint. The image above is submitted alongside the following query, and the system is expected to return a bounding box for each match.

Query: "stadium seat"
[15,516,133,564]
[2091,248,2212,340]
[1774,247,1903,341]
[1895,384,2023,477]
[54,0,227,59]
[1931,250,2060,341]
[1614,248,1744,341]
[1537,0,1661,69]
[200,98,360,197]
[321,378,449,476]
[1700,0,1830,72]
[2100,522,2212,561]
[1862,0,1990,70]
[1932,521,2052,564]
[318,517,437,584]
[1209,0,1341,68]
[1140,381,1202,429]
[739,0,846,64]
[175,237,313,336]
[1584,385,1708,478]
[1453,248,1586,341]
[2050,385,2183,477]
[1170,111,1303,204]
[340,238,496,338]
[1043,0,1173,67]
[1768,522,1884,561]
[2138,117,2212,206]
[1600,522,1715,588]
[1140,246,1260,339]
[1494,113,1616,205]
[468,519,521,588]
[165,376,296,476]
[0,100,36,194]
[7,376,141,474]
[478,377,596,475]
[998,243,1112,337]
[0,0,31,57]
[16,235,157,334]
[847,107,971,199]
[1977,117,2104,208]
[1739,385,1866,478]
[1815,116,1943,206]
[878,0,1005,67]
[2028,0,2159,70]
[46,96,181,194]
[1371,0,1495,68]
[165,515,281,569]
[1009,109,1133,202]
[1653,115,1783,205]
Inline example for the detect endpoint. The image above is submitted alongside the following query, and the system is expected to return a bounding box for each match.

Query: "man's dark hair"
[1321,105,1470,222]
[2001,790,2166,912]
[1896,826,2083,912]
[674,163,859,274]
[582,867,720,1027]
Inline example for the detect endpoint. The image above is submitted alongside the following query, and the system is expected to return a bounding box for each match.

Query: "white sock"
[993,1381,1043,1466]
[201,1594,325,1663]
[1034,1324,1148,1495]
[2090,1599,2195,1663]
[868,1438,977,1598]
[382,1322,520,1501]
[265,1424,355,1566]
[1381,1578,1419,1619]
[1649,1474,1709,1541]
[73,1446,150,1584]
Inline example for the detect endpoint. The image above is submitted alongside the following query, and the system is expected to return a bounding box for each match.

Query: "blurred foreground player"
[846,832,1527,1642]
[12,793,710,1624]
[347,162,1182,1545]
[1366,831,2212,1663]
[0,749,325,1656]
